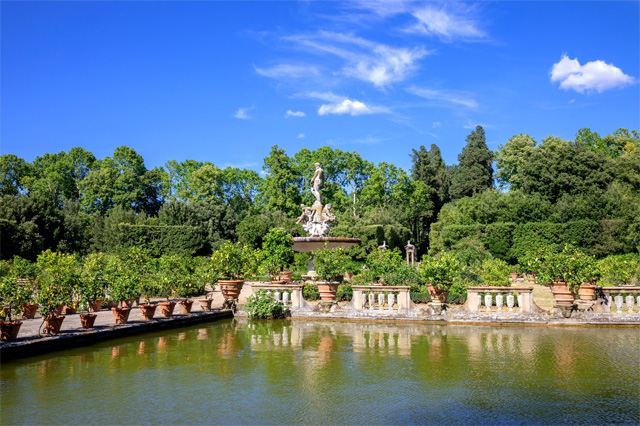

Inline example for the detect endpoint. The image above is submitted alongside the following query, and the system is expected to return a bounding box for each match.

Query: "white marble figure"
[296,163,337,237]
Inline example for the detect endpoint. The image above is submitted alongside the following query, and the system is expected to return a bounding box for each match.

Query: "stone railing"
[465,287,535,313]
[351,286,411,311]
[593,287,640,314]
[250,284,306,309]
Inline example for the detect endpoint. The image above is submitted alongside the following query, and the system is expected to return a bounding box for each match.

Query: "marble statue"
[297,163,336,237]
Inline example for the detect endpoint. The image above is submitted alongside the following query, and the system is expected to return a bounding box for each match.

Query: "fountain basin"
[293,236,361,252]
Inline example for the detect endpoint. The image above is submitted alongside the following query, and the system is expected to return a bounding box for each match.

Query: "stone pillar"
[397,289,410,310]
[467,290,479,312]
[352,288,363,311]
[520,290,533,313]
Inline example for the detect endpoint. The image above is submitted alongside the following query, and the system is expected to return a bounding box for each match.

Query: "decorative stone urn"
[218,280,244,300]
[317,282,340,302]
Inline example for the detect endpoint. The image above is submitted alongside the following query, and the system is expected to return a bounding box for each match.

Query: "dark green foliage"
[410,284,431,303]
[236,210,300,249]
[382,263,423,286]
[483,222,516,261]
[449,126,493,200]
[302,283,320,301]
[336,283,353,302]
[244,290,290,319]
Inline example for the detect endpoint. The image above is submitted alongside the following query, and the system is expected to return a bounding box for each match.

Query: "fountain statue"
[292,163,360,265]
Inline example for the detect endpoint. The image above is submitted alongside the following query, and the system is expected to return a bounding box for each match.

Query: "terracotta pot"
[1,320,23,341]
[549,282,575,307]
[577,283,596,301]
[427,283,448,303]
[43,315,65,335]
[158,301,176,318]
[111,307,131,324]
[90,299,104,312]
[271,280,287,284]
[198,299,212,312]
[79,313,97,328]
[123,299,136,308]
[316,282,340,302]
[64,305,77,315]
[178,300,193,314]
[344,272,354,282]
[54,304,64,316]
[139,304,157,321]
[218,280,244,300]
[510,273,518,280]
[280,271,293,282]
[22,304,38,319]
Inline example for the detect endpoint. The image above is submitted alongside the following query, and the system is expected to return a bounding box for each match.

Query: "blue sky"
[2,1,638,173]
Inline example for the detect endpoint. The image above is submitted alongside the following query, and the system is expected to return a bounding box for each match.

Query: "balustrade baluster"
[506,294,515,312]
[274,290,281,302]
[378,293,385,310]
[282,291,289,305]
[484,294,493,312]
[388,293,395,310]
[496,293,504,311]
[368,293,375,310]
[614,295,624,313]
[625,295,634,313]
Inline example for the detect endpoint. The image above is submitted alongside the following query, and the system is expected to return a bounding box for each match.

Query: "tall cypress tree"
[449,126,493,200]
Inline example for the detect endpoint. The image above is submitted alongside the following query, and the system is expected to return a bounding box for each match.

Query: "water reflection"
[2,320,638,425]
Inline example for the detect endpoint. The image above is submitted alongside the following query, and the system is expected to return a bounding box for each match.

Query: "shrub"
[313,245,350,282]
[336,283,353,302]
[418,251,462,289]
[366,248,404,282]
[303,283,320,301]
[479,258,510,286]
[260,228,294,278]
[244,290,290,319]
[382,263,423,286]
[409,284,431,304]
[598,254,640,286]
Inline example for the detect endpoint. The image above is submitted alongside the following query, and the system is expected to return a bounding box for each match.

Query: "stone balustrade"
[250,284,305,309]
[351,286,411,311]
[465,287,535,313]
[593,286,640,314]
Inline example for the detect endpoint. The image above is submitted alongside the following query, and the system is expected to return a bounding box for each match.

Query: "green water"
[1,319,638,425]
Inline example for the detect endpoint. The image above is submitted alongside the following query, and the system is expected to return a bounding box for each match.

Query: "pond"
[1,319,638,425]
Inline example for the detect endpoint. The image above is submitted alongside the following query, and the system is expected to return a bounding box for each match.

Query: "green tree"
[494,133,537,189]
[449,126,494,200]
[0,154,31,197]
[260,145,302,217]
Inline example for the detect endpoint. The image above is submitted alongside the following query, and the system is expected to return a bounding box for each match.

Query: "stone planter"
[139,304,157,321]
[577,283,596,301]
[21,304,38,319]
[79,313,97,328]
[158,301,176,318]
[178,300,193,314]
[43,315,65,335]
[317,281,340,302]
[549,282,575,307]
[218,280,244,300]
[427,283,448,303]
[111,307,131,325]
[0,320,23,341]
[198,299,212,312]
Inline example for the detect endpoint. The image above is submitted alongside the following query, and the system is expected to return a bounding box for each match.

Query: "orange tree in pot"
[35,250,78,334]
[312,244,350,302]
[260,228,295,283]
[8,257,39,319]
[537,245,593,308]
[417,251,463,304]
[78,253,109,323]
[0,266,24,341]
[210,241,259,301]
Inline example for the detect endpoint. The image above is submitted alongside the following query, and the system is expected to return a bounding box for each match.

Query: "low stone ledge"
[0,310,233,361]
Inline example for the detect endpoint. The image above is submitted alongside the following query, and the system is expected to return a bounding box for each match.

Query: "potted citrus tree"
[77,253,109,328]
[10,257,39,319]
[312,245,350,302]
[210,241,259,305]
[260,228,295,283]
[0,269,23,341]
[137,257,159,321]
[418,251,462,304]
[537,245,584,309]
[36,250,77,334]
[156,255,182,318]
[194,257,218,311]
[366,248,404,285]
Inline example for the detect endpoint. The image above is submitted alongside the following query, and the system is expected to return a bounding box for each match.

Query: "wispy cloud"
[299,92,390,116]
[234,106,255,119]
[550,55,635,93]
[285,110,306,118]
[407,86,479,108]
[407,5,486,41]
[432,121,442,128]
[297,133,306,138]
[254,64,320,79]
[284,31,428,88]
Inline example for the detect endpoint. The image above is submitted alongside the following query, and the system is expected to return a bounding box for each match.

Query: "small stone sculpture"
[405,240,416,265]
[377,241,388,251]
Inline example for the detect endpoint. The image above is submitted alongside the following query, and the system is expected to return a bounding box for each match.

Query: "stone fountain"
[293,163,360,280]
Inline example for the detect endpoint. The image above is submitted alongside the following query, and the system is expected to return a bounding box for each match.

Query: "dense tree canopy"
[1,127,638,261]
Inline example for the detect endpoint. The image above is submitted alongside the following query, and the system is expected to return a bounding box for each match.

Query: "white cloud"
[254,64,319,79]
[285,32,428,88]
[550,55,635,93]
[234,107,254,119]
[407,86,479,108]
[285,110,306,118]
[297,133,306,138]
[318,99,371,116]
[432,121,442,128]
[408,5,486,41]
